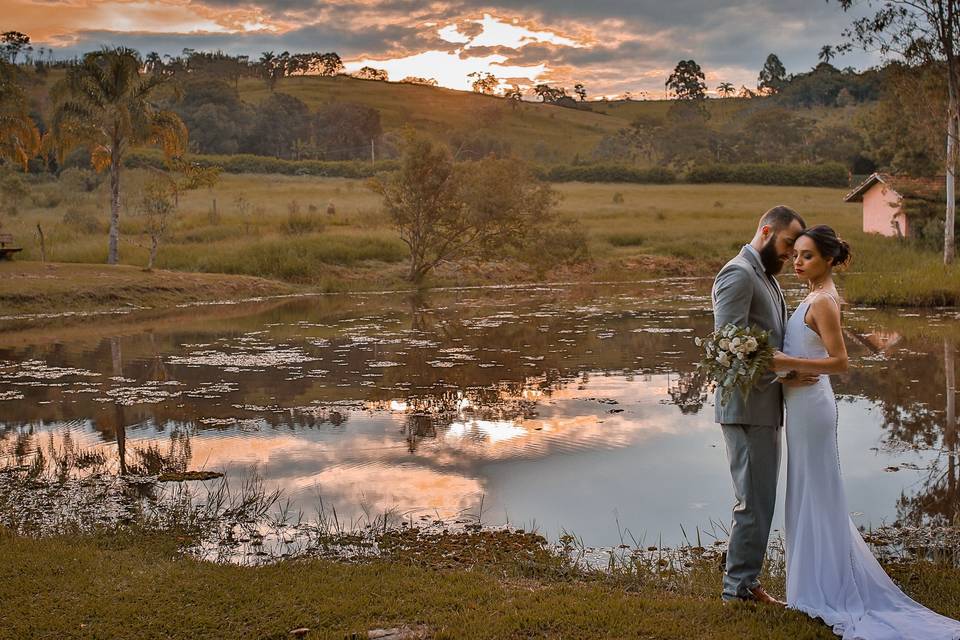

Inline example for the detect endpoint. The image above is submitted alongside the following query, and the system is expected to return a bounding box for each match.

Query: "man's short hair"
[759,205,806,232]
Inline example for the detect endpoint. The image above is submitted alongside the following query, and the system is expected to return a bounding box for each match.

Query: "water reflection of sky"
[0,280,956,546]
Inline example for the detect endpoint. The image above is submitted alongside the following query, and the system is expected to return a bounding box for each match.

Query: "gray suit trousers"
[720,423,781,600]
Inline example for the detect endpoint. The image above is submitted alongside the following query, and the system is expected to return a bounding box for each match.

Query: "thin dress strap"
[804,290,843,320]
[807,290,841,308]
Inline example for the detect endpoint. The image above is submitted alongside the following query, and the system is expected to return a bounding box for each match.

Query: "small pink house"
[844,173,943,238]
[843,173,910,237]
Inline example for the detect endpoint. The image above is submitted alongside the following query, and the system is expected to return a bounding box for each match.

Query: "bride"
[772,225,960,639]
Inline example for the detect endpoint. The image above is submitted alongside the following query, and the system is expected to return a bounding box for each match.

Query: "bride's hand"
[772,351,790,371]
[780,372,819,388]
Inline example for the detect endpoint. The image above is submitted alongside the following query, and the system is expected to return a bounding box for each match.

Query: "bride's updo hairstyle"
[797,224,851,269]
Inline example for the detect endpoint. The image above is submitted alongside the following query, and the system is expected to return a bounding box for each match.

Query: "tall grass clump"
[607,233,645,247]
[166,234,407,282]
[841,235,960,306]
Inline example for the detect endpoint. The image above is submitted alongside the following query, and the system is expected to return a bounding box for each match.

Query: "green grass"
[4,527,958,639]
[842,236,960,305]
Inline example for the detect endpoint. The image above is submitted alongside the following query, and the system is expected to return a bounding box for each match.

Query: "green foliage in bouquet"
[695,323,775,406]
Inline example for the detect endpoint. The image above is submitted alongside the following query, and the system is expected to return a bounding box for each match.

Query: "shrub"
[539,164,676,184]
[608,233,645,247]
[521,221,590,273]
[282,210,325,235]
[184,235,407,282]
[124,151,399,178]
[0,172,30,211]
[62,207,103,233]
[686,163,848,187]
[58,168,102,193]
[32,190,63,208]
[900,193,960,251]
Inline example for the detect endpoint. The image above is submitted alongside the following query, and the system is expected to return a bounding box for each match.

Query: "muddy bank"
[0,262,298,317]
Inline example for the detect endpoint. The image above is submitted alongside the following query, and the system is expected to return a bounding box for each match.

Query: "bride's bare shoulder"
[808,291,844,326]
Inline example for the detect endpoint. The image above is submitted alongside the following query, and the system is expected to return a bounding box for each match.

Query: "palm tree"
[49,47,187,265]
[715,82,736,122]
[144,51,164,75]
[0,60,41,171]
[818,45,835,65]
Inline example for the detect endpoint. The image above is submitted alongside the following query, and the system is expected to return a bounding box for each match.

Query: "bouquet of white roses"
[695,323,775,405]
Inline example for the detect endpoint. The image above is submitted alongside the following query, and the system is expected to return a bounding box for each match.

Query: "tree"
[819,45,836,65]
[49,47,187,265]
[401,76,437,86]
[370,132,557,283]
[591,128,644,162]
[138,159,220,270]
[666,59,707,100]
[317,52,344,76]
[740,107,814,161]
[863,63,945,176]
[574,83,587,101]
[775,62,847,107]
[533,83,566,103]
[246,92,310,158]
[0,60,41,171]
[285,51,343,76]
[503,84,524,108]
[172,78,251,154]
[468,71,498,94]
[0,32,30,64]
[259,51,291,91]
[833,0,959,264]
[181,50,249,88]
[355,66,388,81]
[717,81,736,97]
[666,60,709,123]
[758,53,788,94]
[313,102,382,160]
[144,51,164,75]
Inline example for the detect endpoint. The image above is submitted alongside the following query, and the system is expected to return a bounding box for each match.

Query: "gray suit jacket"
[711,246,787,427]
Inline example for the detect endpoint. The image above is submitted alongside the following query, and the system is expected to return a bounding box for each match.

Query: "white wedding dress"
[784,294,960,640]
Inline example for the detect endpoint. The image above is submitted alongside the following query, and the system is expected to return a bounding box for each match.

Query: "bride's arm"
[772,297,849,375]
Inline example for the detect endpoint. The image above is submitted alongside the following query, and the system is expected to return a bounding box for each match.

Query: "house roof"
[843,172,943,203]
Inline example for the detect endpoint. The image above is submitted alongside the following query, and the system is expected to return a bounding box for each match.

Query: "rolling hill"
[27,69,873,164]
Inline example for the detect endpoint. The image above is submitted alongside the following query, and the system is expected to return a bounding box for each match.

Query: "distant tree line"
[169,78,383,160]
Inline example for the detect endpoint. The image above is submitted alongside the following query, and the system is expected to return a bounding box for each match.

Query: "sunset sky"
[8,1,879,97]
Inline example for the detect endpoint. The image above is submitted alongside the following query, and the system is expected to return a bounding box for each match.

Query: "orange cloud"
[7,0,289,44]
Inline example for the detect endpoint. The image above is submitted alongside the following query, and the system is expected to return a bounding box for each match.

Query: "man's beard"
[759,234,783,275]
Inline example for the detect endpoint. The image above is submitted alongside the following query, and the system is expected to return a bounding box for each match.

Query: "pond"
[1,279,957,549]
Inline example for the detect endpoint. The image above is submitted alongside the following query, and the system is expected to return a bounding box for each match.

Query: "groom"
[712,205,811,605]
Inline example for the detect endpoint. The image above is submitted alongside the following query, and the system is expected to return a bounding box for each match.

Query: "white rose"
[745,337,758,353]
[730,337,741,349]
[716,353,731,367]
[718,338,730,350]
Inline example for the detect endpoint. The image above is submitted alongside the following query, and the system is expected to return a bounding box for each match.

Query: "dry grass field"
[2,171,957,307]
